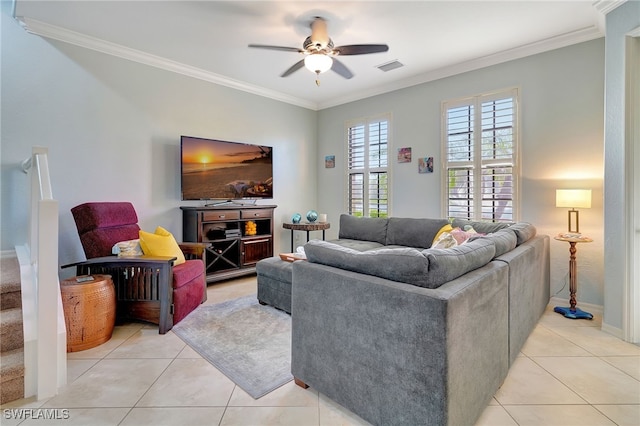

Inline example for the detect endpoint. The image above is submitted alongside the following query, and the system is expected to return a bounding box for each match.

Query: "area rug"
[172,295,292,399]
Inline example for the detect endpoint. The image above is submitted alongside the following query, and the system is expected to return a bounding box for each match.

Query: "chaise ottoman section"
[256,257,294,314]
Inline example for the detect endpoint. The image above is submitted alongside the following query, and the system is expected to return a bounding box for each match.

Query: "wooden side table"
[61,274,116,351]
[282,222,330,251]
[553,235,593,320]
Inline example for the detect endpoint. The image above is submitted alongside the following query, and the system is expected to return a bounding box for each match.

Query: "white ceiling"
[14,1,606,110]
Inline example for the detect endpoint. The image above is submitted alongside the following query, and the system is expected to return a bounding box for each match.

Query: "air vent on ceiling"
[376,60,404,72]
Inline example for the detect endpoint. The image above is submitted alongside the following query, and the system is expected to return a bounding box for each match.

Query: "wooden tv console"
[181,205,277,283]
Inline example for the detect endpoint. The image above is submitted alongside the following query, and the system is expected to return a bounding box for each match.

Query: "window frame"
[345,113,392,218]
[440,88,520,222]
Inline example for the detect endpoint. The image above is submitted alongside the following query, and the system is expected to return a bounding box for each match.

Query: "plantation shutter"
[443,89,518,222]
[347,115,390,218]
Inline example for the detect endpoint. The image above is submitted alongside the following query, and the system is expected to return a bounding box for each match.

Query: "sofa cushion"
[338,214,388,245]
[468,228,517,258]
[451,219,512,234]
[420,239,496,287]
[172,259,204,289]
[509,222,537,245]
[305,240,431,287]
[328,238,386,252]
[305,238,495,289]
[386,217,449,249]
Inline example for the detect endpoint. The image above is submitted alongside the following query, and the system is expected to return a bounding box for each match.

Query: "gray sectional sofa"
[288,214,550,426]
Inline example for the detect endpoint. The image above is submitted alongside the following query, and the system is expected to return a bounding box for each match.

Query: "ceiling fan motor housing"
[303,36,334,53]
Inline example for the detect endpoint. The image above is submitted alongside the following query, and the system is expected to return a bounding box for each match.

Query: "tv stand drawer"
[241,209,272,219]
[202,210,240,221]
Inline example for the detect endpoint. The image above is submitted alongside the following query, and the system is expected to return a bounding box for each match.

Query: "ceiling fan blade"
[248,44,303,53]
[333,44,389,56]
[281,59,305,77]
[331,58,354,79]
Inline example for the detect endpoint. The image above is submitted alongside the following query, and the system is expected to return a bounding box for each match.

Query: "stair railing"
[18,146,66,400]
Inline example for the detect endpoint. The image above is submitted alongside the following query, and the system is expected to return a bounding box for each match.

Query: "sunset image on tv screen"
[181,136,273,200]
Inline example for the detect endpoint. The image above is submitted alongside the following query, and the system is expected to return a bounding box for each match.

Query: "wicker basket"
[61,274,116,352]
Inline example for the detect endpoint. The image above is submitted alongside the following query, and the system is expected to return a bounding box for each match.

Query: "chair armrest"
[62,255,176,269]
[178,242,208,261]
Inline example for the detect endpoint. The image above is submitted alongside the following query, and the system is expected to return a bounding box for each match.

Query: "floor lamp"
[554,189,593,319]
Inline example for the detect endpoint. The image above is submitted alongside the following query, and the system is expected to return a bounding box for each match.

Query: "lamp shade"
[556,189,592,208]
[304,54,333,74]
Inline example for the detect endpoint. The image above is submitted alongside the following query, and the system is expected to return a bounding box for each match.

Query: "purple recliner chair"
[70,202,206,333]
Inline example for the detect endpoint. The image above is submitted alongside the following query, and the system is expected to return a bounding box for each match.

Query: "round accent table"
[61,274,116,352]
[283,222,330,251]
[553,235,594,320]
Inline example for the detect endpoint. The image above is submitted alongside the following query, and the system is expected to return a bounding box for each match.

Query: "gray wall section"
[603,1,640,331]
[318,39,606,307]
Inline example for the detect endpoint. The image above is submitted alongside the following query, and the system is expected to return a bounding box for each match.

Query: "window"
[442,89,518,222]
[346,115,390,217]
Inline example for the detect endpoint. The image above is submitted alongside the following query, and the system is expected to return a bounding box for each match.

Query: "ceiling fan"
[248,16,389,84]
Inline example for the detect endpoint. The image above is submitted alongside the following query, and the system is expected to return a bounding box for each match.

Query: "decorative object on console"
[556,189,591,235]
[291,213,302,224]
[306,210,318,223]
[245,221,257,236]
[318,213,327,223]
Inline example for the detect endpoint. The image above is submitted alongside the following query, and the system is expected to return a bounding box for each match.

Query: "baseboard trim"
[601,322,624,339]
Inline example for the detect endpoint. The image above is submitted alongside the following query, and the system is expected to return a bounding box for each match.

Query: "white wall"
[603,0,640,333]
[317,39,606,306]
[0,7,317,272]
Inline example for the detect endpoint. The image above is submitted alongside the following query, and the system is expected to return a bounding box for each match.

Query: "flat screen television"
[181,135,273,201]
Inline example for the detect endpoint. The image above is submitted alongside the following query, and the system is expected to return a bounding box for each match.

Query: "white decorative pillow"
[432,231,458,249]
[112,239,143,257]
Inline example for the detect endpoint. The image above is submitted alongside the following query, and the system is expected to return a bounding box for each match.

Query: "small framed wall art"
[325,155,335,168]
[418,157,434,173]
[397,147,412,163]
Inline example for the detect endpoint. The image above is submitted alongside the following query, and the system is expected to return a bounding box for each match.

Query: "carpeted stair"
[1,254,25,404]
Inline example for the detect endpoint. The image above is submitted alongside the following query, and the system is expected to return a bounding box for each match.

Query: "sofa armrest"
[291,260,509,426]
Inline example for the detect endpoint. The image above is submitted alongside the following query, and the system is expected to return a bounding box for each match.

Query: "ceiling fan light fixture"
[304,53,333,74]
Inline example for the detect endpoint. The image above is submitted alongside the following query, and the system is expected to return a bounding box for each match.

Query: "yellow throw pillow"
[139,226,186,266]
[432,224,453,246]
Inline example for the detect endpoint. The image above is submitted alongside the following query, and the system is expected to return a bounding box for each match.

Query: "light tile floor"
[2,276,639,425]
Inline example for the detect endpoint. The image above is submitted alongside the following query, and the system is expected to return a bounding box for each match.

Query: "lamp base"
[554,306,593,320]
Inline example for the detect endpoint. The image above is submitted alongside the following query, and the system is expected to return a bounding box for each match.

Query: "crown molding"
[16,16,603,112]
[592,0,627,15]
[16,17,318,110]
[318,25,604,110]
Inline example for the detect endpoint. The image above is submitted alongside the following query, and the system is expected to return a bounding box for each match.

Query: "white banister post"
[36,199,60,399]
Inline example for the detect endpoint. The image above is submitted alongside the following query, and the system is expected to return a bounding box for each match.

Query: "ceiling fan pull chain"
[315,72,321,86]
